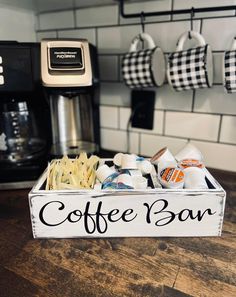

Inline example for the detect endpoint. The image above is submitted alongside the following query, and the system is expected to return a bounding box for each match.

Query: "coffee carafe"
[41,39,100,157]
[0,41,50,188]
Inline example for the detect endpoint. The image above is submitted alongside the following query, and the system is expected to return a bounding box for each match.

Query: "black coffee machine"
[0,41,50,189]
[41,39,100,157]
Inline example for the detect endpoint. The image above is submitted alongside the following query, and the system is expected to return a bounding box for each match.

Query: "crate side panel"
[29,192,225,238]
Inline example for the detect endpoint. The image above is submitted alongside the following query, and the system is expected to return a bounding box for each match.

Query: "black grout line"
[170,0,174,22]
[36,3,119,16]
[217,115,223,142]
[191,90,195,112]
[118,106,121,129]
[101,126,236,147]
[162,111,166,135]
[95,27,98,47]
[35,12,236,33]
[99,103,236,117]
[138,132,141,155]
[73,8,77,28]
[117,55,121,81]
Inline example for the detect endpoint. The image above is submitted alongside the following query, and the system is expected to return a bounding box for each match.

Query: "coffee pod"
[183,167,208,189]
[151,147,177,165]
[113,153,124,167]
[137,160,152,175]
[117,173,134,188]
[121,154,137,170]
[94,183,102,190]
[178,159,204,170]
[132,176,148,189]
[128,169,143,177]
[159,167,184,189]
[151,147,177,173]
[175,143,203,162]
[96,164,116,183]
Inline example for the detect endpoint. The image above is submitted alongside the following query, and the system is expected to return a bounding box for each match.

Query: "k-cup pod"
[175,143,203,162]
[113,152,124,167]
[117,173,134,188]
[128,169,143,177]
[183,167,208,189]
[96,164,116,183]
[132,176,148,189]
[167,31,213,91]
[121,154,137,170]
[94,183,102,190]
[159,167,184,189]
[137,160,153,175]
[178,159,205,170]
[151,147,177,172]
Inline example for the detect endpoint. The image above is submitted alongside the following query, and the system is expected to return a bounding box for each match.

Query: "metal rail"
[119,0,236,19]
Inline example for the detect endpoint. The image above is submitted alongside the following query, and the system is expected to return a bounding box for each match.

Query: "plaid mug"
[223,38,236,93]
[167,31,213,91]
[122,33,165,88]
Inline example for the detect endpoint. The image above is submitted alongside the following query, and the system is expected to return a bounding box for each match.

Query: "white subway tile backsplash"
[97,25,140,54]
[39,11,74,30]
[213,53,223,84]
[194,86,236,115]
[145,20,201,52]
[165,112,220,141]
[101,128,139,154]
[32,1,236,172]
[119,0,172,24]
[155,85,193,111]
[100,106,118,129]
[119,107,164,134]
[58,29,96,45]
[0,7,36,42]
[98,56,118,81]
[173,0,236,19]
[35,0,74,13]
[220,115,236,144]
[36,31,57,41]
[76,5,118,27]
[202,17,236,51]
[100,83,130,107]
[140,134,187,157]
[190,140,236,171]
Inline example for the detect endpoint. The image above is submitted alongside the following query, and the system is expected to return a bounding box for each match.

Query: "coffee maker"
[41,39,100,157]
[0,41,50,189]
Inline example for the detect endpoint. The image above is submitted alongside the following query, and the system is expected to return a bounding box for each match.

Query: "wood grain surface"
[0,168,235,297]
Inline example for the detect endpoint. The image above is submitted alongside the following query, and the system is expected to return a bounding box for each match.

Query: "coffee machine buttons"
[0,56,2,64]
[49,47,84,70]
[0,75,4,85]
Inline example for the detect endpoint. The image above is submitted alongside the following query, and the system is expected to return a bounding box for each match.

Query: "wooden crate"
[29,160,226,238]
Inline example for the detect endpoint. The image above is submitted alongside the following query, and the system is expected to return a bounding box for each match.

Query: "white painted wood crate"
[29,160,226,238]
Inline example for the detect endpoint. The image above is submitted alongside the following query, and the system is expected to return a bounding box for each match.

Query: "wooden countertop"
[0,168,235,297]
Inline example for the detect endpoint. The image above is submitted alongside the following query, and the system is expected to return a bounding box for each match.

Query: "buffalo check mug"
[122,33,165,88]
[223,38,236,93]
[167,31,213,91]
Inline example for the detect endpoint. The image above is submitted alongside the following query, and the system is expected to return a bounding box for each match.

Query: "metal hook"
[140,11,145,33]
[188,7,195,39]
[190,7,195,31]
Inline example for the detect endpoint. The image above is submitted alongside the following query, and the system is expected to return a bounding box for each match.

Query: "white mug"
[122,32,165,88]
[223,38,236,93]
[167,31,213,91]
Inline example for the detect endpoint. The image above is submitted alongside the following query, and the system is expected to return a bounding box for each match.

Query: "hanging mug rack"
[119,0,236,19]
